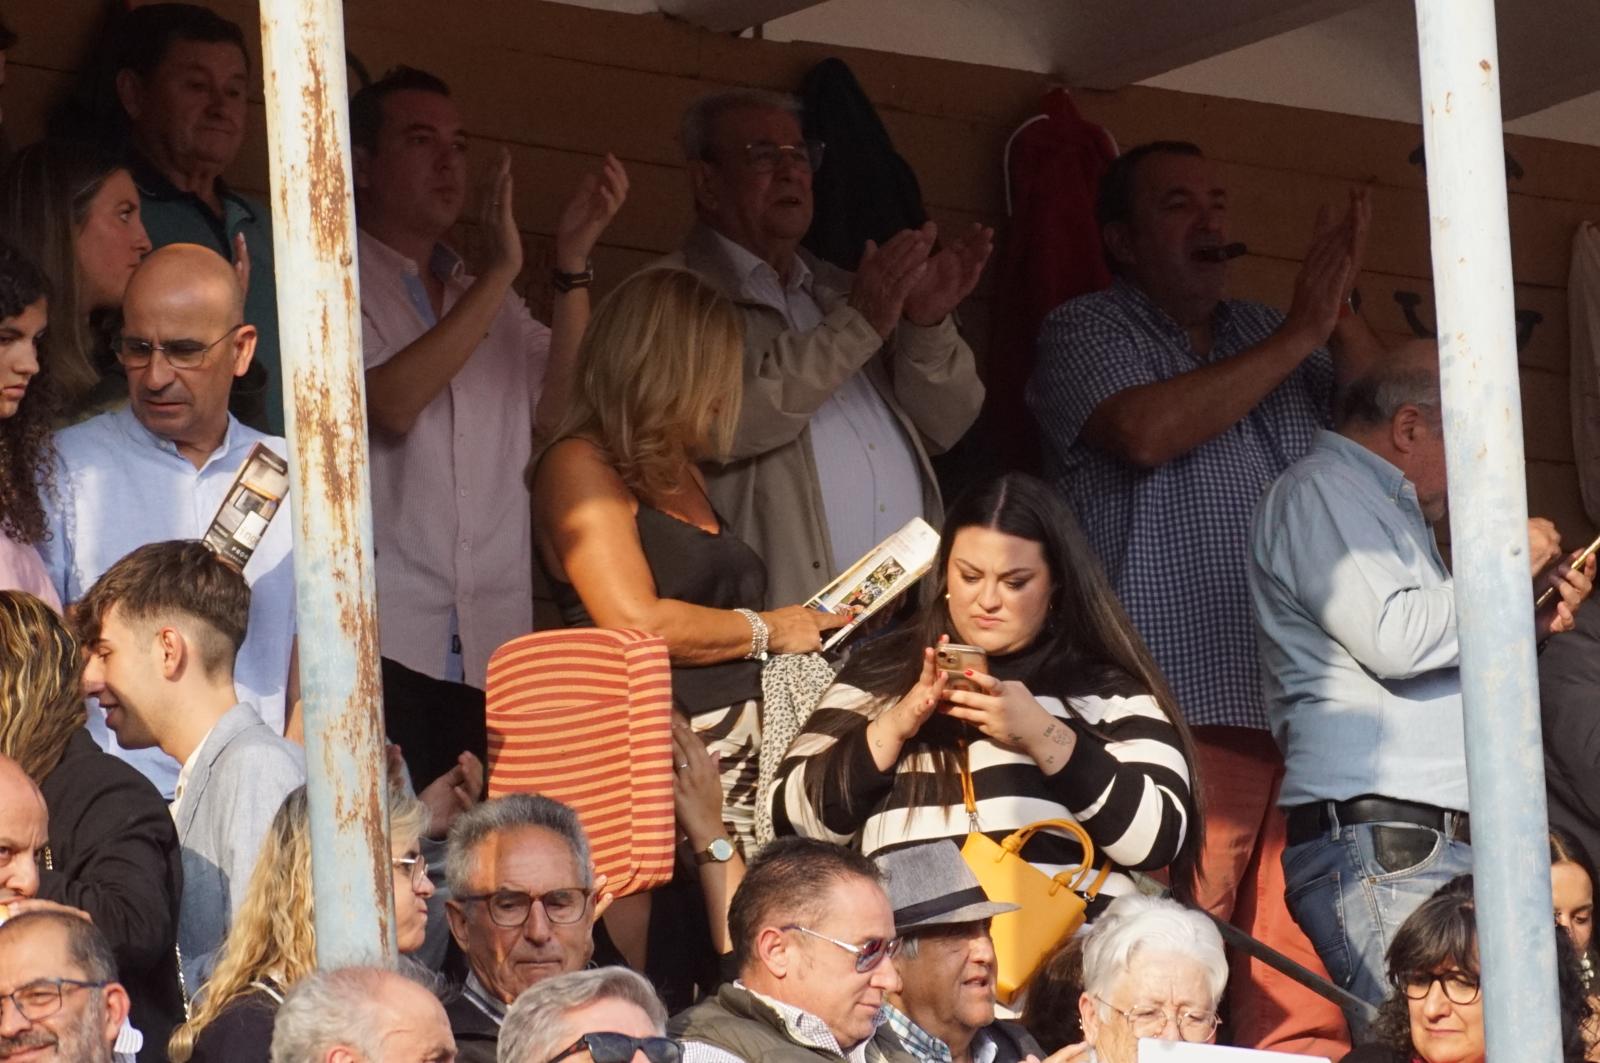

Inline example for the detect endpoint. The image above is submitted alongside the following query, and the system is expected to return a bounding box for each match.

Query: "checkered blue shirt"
[1028,279,1333,729]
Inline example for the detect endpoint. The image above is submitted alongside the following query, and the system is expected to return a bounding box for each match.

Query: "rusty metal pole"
[257,0,394,963]
[1415,0,1560,1058]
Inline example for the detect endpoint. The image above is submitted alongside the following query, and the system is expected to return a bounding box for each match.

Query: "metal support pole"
[258,0,393,963]
[1415,1,1558,1058]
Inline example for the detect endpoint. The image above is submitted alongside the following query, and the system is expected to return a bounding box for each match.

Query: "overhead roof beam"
[656,0,825,33]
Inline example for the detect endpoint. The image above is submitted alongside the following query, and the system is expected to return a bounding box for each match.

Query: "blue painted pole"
[1415,1,1559,1058]
[257,0,394,964]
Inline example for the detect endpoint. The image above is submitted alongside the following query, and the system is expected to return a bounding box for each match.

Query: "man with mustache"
[871,843,1040,1063]
[1028,140,1381,1057]
[0,912,131,1063]
[443,795,611,1063]
[112,3,280,432]
[39,243,298,802]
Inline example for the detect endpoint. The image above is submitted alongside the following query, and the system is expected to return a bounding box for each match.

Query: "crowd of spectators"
[0,4,1594,1063]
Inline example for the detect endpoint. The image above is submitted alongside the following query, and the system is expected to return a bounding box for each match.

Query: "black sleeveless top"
[550,504,769,715]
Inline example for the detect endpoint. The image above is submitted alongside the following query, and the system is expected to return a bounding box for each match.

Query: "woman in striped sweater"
[770,472,1197,919]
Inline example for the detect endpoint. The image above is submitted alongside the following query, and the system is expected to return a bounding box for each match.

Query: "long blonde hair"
[168,783,429,1061]
[540,267,745,499]
[0,591,87,781]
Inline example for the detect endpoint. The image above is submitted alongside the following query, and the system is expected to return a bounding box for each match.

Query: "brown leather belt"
[1285,796,1470,847]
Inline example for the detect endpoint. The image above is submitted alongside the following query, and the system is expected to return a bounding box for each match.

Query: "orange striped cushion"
[485,629,675,898]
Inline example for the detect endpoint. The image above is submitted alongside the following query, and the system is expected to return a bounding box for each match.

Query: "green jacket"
[671,983,887,1063]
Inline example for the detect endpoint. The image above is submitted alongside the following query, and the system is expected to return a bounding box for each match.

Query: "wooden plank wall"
[5,0,1599,544]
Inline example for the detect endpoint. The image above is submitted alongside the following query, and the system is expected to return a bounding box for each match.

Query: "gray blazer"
[175,702,305,989]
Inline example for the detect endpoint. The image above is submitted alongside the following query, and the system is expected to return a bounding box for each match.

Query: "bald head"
[0,754,46,901]
[1335,339,1440,431]
[118,243,258,467]
[125,243,245,323]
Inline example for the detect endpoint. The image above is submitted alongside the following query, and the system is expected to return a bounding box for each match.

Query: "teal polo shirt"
[129,152,282,433]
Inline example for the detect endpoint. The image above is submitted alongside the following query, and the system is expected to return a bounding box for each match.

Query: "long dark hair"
[0,239,54,545]
[1371,874,1591,1062]
[0,140,126,409]
[803,473,1198,859]
[1550,827,1600,980]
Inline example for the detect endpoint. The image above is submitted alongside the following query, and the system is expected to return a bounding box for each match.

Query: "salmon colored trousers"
[1184,726,1352,1060]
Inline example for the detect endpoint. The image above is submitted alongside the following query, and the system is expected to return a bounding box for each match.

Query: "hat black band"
[893,886,991,926]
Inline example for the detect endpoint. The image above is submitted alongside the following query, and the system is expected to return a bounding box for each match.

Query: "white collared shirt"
[167,738,210,823]
[707,233,924,575]
[40,407,298,799]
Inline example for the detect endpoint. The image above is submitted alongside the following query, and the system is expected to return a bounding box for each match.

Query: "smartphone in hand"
[936,643,989,694]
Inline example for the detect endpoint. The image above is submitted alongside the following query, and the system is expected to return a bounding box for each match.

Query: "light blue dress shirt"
[40,407,298,798]
[1248,430,1466,811]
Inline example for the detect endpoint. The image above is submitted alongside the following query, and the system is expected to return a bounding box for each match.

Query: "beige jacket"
[657,223,983,608]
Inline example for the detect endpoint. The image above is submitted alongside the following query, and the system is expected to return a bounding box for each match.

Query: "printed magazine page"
[203,443,290,571]
[806,517,940,652]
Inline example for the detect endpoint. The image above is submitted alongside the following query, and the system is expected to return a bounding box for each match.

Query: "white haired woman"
[497,967,679,1063]
[1065,893,1228,1063]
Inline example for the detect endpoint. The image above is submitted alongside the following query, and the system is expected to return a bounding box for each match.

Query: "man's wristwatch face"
[697,837,735,865]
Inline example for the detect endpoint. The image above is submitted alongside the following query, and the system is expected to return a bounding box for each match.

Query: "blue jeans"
[1281,815,1473,1039]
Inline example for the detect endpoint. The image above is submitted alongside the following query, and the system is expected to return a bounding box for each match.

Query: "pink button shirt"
[358,231,551,687]
[0,534,60,610]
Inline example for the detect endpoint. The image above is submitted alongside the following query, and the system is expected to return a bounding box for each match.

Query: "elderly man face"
[0,758,45,903]
[1078,951,1220,1063]
[119,38,249,171]
[117,244,256,466]
[445,826,596,1005]
[891,921,998,1049]
[0,918,129,1063]
[691,105,813,264]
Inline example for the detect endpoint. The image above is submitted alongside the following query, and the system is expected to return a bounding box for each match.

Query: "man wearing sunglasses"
[40,243,299,800]
[0,910,131,1063]
[444,795,612,1063]
[671,837,901,1063]
[497,967,677,1063]
[662,89,990,613]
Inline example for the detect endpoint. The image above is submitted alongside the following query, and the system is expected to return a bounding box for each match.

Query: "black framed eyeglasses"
[1394,969,1482,1005]
[547,1032,682,1063]
[111,323,245,370]
[455,887,592,928]
[780,924,900,973]
[737,139,825,174]
[0,978,108,1022]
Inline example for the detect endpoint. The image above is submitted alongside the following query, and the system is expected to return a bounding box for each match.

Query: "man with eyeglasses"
[40,243,298,800]
[660,88,989,613]
[496,967,677,1063]
[670,837,901,1063]
[443,795,612,1063]
[870,843,1041,1063]
[0,910,132,1063]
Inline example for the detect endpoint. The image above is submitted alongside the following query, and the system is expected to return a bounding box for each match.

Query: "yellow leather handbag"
[957,748,1113,1004]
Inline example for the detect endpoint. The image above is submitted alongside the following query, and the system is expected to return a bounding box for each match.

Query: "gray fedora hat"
[876,840,1019,932]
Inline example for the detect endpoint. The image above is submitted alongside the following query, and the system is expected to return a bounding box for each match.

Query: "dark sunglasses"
[547,1033,682,1063]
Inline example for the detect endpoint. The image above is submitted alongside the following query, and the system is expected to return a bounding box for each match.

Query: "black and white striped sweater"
[769,672,1192,917]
